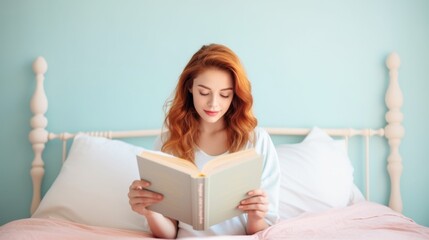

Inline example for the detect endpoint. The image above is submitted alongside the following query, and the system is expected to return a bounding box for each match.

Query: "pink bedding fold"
[0,218,255,240]
[1,201,428,240]
[0,217,153,240]
[258,201,429,240]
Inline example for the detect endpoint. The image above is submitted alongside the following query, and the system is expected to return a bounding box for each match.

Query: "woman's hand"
[128,180,178,238]
[128,179,163,217]
[239,189,269,234]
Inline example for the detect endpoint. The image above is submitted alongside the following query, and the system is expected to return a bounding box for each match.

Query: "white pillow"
[276,127,363,220]
[32,134,149,232]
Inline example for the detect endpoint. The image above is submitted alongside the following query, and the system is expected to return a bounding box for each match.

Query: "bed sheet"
[1,201,428,240]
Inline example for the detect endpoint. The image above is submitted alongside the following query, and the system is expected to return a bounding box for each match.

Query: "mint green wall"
[1,0,428,227]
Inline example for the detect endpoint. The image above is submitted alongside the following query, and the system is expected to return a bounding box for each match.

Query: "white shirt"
[154,127,280,237]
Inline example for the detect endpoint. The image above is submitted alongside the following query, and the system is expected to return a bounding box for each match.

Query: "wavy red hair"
[162,44,257,162]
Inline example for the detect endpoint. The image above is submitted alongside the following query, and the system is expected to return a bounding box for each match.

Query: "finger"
[138,190,164,200]
[238,203,268,212]
[240,195,268,205]
[247,189,266,197]
[129,196,162,206]
[129,189,163,200]
[129,192,164,211]
[129,180,151,190]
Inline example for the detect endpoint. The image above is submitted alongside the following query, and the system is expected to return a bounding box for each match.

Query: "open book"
[136,148,262,230]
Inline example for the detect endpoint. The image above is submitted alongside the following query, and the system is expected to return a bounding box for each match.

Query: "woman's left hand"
[238,189,269,220]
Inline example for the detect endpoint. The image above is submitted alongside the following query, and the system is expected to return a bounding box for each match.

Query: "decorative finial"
[386,52,400,70]
[32,56,48,75]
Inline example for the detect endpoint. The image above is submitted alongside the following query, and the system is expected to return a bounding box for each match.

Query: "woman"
[128,44,280,238]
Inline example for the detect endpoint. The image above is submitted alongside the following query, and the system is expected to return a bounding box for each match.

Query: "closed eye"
[220,89,233,98]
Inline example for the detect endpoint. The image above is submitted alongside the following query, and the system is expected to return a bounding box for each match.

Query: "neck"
[199,119,225,135]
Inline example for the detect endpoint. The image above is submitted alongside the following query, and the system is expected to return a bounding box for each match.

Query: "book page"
[201,148,258,175]
[138,151,200,176]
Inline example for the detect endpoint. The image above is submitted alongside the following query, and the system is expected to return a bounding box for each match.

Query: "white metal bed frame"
[28,53,404,215]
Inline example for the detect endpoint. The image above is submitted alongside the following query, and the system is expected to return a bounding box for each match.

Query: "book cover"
[136,148,262,230]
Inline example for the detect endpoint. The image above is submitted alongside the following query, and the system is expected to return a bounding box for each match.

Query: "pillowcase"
[276,127,364,220]
[32,134,149,232]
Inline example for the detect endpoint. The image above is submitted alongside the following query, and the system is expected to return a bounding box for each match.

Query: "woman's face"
[190,68,234,125]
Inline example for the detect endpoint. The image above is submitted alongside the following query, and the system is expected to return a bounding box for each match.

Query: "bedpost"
[385,52,404,213]
[28,56,49,214]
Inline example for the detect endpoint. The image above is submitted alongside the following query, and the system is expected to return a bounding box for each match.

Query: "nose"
[208,94,219,108]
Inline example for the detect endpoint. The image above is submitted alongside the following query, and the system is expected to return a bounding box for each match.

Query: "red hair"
[162,44,257,162]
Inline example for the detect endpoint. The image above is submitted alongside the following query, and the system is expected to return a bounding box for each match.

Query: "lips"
[204,110,219,116]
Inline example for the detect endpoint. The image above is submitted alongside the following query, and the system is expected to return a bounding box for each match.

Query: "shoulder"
[252,127,271,144]
[253,127,269,137]
[246,127,275,153]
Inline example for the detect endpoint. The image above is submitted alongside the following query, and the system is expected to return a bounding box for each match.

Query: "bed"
[1,53,428,239]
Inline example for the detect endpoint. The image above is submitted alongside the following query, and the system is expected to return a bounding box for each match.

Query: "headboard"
[28,53,404,215]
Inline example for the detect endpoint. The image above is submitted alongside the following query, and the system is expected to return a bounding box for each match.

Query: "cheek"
[223,98,233,109]
[192,95,205,107]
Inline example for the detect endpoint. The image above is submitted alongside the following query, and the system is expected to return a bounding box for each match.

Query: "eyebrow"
[197,84,233,91]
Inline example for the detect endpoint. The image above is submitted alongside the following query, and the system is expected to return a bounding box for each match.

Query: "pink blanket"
[1,201,428,240]
[258,201,429,240]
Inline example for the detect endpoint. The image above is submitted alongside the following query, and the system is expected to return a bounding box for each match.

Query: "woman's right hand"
[128,180,164,217]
